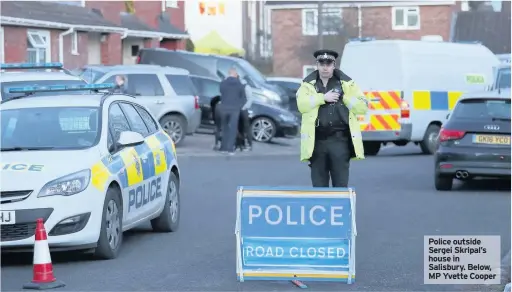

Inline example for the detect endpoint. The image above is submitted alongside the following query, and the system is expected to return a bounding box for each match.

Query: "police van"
[340,38,500,155]
[0,75,181,259]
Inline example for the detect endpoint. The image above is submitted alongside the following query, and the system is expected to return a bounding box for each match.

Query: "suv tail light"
[194,96,200,109]
[400,101,410,118]
[439,128,466,142]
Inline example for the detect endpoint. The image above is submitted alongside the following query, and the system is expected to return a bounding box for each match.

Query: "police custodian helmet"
[313,49,339,63]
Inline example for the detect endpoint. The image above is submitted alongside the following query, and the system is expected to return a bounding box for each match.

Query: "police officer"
[296,49,369,187]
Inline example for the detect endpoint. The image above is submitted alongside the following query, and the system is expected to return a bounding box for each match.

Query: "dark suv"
[434,92,511,191]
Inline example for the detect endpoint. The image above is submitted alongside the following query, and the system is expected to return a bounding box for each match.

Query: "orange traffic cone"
[23,218,65,290]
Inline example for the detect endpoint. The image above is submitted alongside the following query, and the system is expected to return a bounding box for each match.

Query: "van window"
[236,58,267,84]
[79,68,105,83]
[165,75,197,96]
[496,68,511,89]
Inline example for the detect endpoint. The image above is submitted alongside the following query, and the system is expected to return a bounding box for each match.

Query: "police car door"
[117,103,166,223]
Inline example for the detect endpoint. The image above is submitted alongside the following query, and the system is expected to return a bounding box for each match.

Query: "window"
[1,107,99,150]
[1,80,88,100]
[216,59,235,78]
[191,78,220,97]
[302,9,318,36]
[165,74,197,96]
[79,68,106,83]
[26,30,51,63]
[302,65,316,78]
[71,31,78,55]
[119,103,150,137]
[452,99,510,119]
[495,68,511,90]
[281,81,301,92]
[125,74,164,96]
[131,45,139,57]
[108,103,131,143]
[165,0,178,8]
[392,7,420,30]
[0,27,4,63]
[135,105,159,134]
[321,8,343,35]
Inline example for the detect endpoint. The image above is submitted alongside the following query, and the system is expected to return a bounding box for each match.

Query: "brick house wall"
[269,3,458,77]
[3,26,89,67]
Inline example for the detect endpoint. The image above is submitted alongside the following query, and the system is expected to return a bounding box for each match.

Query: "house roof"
[158,13,188,38]
[120,12,156,32]
[0,1,120,30]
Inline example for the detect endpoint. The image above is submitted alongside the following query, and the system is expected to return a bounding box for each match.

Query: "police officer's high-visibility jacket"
[297,69,369,162]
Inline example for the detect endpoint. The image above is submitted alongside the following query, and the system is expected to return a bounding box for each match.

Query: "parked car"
[266,77,302,115]
[76,65,201,146]
[434,90,511,191]
[1,62,88,100]
[189,75,299,143]
[136,49,290,108]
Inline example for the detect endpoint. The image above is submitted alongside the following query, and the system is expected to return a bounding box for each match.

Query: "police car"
[0,83,181,259]
[1,62,87,101]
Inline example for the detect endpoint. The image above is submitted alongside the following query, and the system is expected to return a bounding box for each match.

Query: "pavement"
[1,135,510,291]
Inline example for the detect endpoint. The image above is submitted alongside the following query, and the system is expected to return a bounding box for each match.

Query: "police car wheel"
[151,172,180,232]
[94,187,123,259]
[420,124,441,155]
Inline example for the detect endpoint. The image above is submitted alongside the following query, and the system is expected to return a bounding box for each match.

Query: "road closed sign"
[235,187,356,283]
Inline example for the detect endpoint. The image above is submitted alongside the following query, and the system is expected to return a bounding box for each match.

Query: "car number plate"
[472,134,511,145]
[0,210,16,225]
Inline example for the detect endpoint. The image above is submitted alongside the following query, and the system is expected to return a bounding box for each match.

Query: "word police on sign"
[235,187,357,283]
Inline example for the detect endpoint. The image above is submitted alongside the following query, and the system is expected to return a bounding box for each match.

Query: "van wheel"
[363,141,381,156]
[161,115,187,146]
[435,173,453,191]
[420,124,441,155]
[151,172,180,232]
[94,187,123,260]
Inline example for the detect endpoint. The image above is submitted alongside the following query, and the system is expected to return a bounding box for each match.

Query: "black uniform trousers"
[309,131,351,187]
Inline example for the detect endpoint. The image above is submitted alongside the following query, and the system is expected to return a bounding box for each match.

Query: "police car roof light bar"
[7,83,116,94]
[0,62,64,70]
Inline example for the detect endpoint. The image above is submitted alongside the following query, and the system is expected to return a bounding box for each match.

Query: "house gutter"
[59,27,74,63]
[125,29,189,39]
[0,16,126,34]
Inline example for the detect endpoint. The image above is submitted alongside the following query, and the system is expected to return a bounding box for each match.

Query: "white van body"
[340,39,500,155]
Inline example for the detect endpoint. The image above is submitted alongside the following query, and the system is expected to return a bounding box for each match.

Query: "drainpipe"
[357,5,362,38]
[59,27,74,63]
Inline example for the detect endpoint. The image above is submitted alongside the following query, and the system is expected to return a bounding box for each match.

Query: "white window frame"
[302,9,318,36]
[165,0,178,8]
[71,31,79,55]
[302,65,316,78]
[392,6,420,31]
[27,30,51,63]
[0,27,4,63]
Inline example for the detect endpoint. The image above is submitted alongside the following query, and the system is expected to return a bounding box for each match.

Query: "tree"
[185,37,195,52]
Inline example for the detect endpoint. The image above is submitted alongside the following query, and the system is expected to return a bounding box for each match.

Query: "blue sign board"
[235,186,357,283]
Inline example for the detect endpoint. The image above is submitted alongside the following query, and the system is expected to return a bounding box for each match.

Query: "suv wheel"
[161,115,186,146]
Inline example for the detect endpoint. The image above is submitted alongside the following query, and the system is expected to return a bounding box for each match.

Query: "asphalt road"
[1,143,510,291]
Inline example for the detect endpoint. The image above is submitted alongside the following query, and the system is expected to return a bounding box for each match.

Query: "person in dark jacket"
[111,75,127,94]
[219,68,246,154]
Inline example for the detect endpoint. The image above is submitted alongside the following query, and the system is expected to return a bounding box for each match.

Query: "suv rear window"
[453,98,511,119]
[496,67,511,90]
[165,75,197,96]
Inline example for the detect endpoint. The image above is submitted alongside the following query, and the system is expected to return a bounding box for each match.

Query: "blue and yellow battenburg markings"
[412,91,463,111]
[90,131,176,191]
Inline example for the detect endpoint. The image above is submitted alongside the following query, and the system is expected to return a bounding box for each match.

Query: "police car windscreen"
[1,107,100,150]
[1,80,88,100]
[497,68,511,89]
[452,98,511,120]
